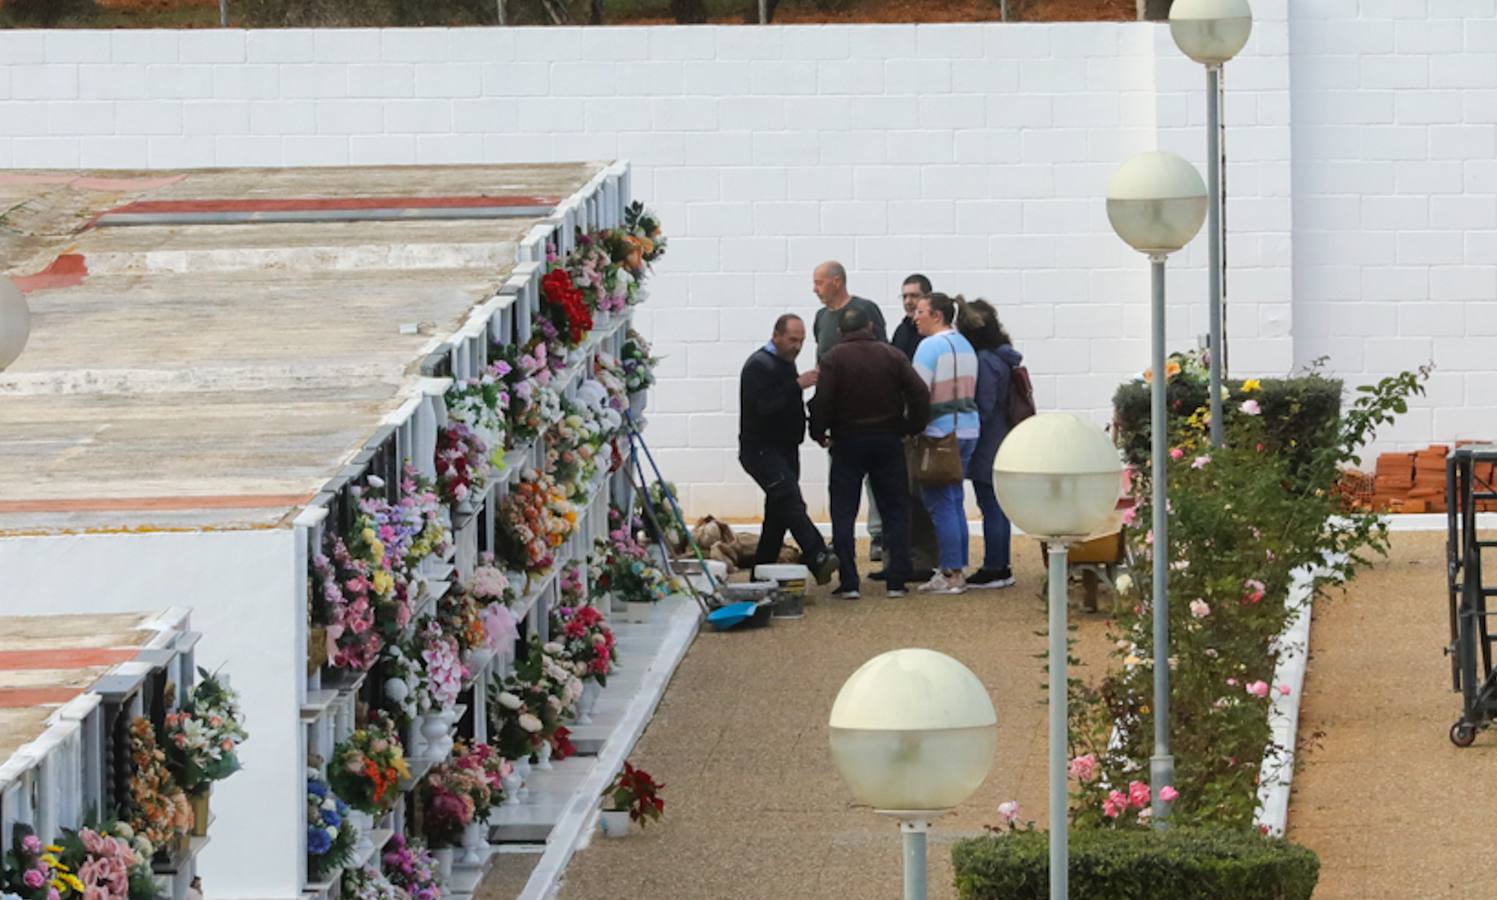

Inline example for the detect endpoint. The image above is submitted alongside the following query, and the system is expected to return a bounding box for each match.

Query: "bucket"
[674,558,728,595]
[753,563,811,608]
[769,589,804,619]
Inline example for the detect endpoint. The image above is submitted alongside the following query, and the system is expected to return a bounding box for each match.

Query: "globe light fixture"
[0,279,30,372]
[994,413,1121,900]
[1108,150,1208,828]
[829,648,997,900]
[1171,0,1254,448]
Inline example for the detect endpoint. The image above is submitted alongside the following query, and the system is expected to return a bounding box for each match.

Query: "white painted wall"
[0,529,303,899]
[0,3,1478,516]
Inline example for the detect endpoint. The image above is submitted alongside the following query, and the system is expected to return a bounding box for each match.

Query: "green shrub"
[234,0,391,26]
[952,827,1320,900]
[4,0,97,24]
[1112,358,1342,483]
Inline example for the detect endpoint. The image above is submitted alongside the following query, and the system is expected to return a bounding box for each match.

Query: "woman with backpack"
[960,299,1026,589]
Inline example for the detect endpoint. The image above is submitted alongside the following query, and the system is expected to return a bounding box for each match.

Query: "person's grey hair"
[838,306,870,335]
[820,261,847,285]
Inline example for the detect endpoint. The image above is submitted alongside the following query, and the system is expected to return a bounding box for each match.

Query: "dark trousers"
[829,433,912,591]
[904,438,939,572]
[740,441,826,567]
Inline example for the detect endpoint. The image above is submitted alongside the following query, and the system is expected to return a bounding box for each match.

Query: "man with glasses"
[872,273,939,583]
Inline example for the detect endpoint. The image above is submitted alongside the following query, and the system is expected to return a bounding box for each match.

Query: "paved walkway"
[1288,530,1497,898]
[543,538,1055,900]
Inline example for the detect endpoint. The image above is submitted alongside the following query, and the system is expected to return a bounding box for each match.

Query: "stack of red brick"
[1358,443,1497,513]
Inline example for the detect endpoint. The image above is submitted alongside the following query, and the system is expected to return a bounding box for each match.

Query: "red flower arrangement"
[541,268,592,346]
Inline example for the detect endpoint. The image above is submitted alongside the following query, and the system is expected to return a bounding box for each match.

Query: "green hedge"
[1113,374,1342,479]
[235,0,492,26]
[952,827,1320,900]
[3,0,96,24]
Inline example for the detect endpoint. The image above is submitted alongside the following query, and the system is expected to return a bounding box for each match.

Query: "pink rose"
[1169,447,1184,460]
[1160,786,1179,803]
[996,801,1021,825]
[1246,680,1270,699]
[21,834,41,853]
[1240,399,1261,416]
[1278,684,1292,697]
[1102,790,1128,819]
[1067,754,1099,784]
[1242,579,1266,604]
[1189,599,1210,619]
[24,868,46,888]
[1127,780,1150,809]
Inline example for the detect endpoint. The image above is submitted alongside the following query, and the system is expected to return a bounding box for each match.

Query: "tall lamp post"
[1106,151,1207,826]
[1169,0,1253,448]
[993,413,1122,900]
[0,279,30,372]
[828,648,997,900]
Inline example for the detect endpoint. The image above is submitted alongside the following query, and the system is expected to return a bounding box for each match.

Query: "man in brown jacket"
[809,306,931,599]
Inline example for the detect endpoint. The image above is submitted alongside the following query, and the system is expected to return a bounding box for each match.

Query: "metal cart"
[1444,445,1497,746]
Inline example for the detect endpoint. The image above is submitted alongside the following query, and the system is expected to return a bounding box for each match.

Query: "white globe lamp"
[1169,0,1253,66]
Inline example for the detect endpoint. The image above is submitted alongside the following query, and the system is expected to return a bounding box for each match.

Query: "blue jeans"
[971,479,1012,571]
[920,438,977,572]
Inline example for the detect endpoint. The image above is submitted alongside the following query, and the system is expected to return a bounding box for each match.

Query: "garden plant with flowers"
[435,422,488,509]
[163,667,248,795]
[436,587,487,660]
[539,266,593,348]
[490,638,583,762]
[125,718,193,853]
[306,770,356,882]
[40,824,157,900]
[619,330,660,398]
[444,365,510,469]
[312,535,384,672]
[451,742,511,819]
[328,713,411,815]
[496,470,568,576]
[419,760,491,848]
[1067,365,1430,830]
[604,762,665,827]
[381,835,442,900]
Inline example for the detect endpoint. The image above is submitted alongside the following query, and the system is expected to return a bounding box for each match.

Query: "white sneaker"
[916,572,967,595]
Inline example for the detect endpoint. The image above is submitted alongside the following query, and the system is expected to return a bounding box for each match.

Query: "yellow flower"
[372,570,394,596]
[369,539,385,563]
[362,527,377,545]
[1140,705,1151,715]
[1124,654,1141,667]
[1241,378,1262,393]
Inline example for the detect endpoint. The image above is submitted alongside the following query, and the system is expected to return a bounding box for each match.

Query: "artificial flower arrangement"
[3,824,83,900]
[435,587,487,660]
[592,203,667,284]
[163,667,248,796]
[539,266,593,348]
[444,363,511,469]
[410,617,468,714]
[312,535,385,672]
[380,835,442,900]
[125,717,194,855]
[495,470,563,575]
[493,342,564,448]
[417,761,489,849]
[619,330,661,397]
[563,231,633,318]
[551,604,618,688]
[466,558,520,659]
[56,824,156,900]
[604,762,665,828]
[559,562,586,607]
[327,712,411,815]
[375,641,421,728]
[593,508,682,607]
[341,864,406,900]
[489,638,583,762]
[450,742,511,819]
[306,770,356,882]
[435,422,488,509]
[591,352,630,410]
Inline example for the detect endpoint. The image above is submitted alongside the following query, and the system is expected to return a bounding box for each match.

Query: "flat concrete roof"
[0,164,603,534]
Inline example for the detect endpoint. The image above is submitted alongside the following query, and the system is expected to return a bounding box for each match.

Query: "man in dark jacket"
[809,307,931,599]
[890,273,930,361]
[739,314,838,583]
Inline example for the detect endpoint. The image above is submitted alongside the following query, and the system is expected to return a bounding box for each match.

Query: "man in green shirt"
[812,261,887,362]
[810,260,891,563]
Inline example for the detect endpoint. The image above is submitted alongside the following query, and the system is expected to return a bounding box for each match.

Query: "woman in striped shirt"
[911,292,980,595]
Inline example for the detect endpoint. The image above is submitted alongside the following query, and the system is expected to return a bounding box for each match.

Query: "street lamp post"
[1105,151,1207,827]
[993,413,1122,900]
[1169,0,1253,448]
[828,648,998,900]
[0,279,31,373]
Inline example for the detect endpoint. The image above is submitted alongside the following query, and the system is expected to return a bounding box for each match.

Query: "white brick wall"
[1291,2,1497,458]
[0,5,1472,516]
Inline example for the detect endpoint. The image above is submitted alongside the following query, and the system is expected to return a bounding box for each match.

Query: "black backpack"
[1007,363,1036,426]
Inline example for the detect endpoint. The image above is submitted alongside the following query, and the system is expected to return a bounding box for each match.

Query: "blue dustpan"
[707,600,767,631]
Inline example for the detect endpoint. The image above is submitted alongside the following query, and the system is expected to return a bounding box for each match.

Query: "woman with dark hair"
[911,292,980,594]
[959,299,1023,588]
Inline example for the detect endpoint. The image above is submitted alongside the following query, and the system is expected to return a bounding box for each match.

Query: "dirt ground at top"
[79,0,1135,26]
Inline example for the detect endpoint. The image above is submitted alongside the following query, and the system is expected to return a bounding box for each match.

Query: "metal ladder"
[1444,446,1497,745]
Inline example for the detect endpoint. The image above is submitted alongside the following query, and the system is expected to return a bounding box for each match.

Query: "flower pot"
[405,717,427,760]
[432,846,455,882]
[188,786,211,837]
[622,601,653,624]
[460,820,486,865]
[598,809,632,838]
[347,809,374,859]
[575,681,601,725]
[536,739,553,771]
[515,756,532,801]
[609,591,627,614]
[628,391,647,419]
[420,712,450,761]
[501,767,522,806]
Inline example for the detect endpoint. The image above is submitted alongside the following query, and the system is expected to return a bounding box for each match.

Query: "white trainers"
[916,571,967,595]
